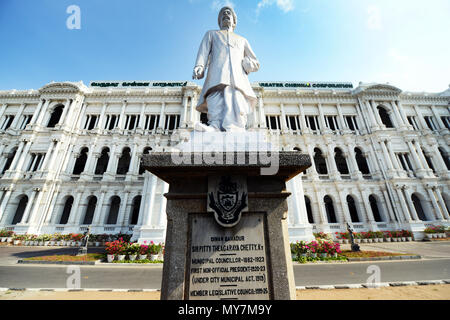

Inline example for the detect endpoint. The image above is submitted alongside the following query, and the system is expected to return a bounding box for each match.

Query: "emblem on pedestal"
[208,176,248,227]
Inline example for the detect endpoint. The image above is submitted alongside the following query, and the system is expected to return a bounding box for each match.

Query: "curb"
[17,260,97,266]
[0,287,160,292]
[295,279,449,290]
[346,255,421,262]
[2,280,448,293]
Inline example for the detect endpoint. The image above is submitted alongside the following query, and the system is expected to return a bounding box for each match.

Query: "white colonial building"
[0,80,448,242]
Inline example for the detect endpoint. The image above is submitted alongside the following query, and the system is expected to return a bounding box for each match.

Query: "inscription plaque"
[188,213,270,300]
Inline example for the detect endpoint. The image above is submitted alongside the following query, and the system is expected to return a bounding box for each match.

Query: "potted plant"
[148,241,162,261]
[436,225,446,238]
[375,231,384,243]
[0,229,8,242]
[424,227,436,239]
[13,234,25,245]
[127,243,140,261]
[105,240,119,262]
[117,243,127,261]
[139,245,148,260]
[290,242,298,260]
[296,241,309,258]
[307,241,318,258]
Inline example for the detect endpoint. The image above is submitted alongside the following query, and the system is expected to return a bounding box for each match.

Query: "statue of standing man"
[193,6,260,132]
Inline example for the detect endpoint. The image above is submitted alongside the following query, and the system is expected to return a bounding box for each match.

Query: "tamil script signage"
[258,82,354,89]
[89,81,188,88]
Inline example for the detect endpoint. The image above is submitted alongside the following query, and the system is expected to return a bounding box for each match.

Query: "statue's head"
[218,6,237,30]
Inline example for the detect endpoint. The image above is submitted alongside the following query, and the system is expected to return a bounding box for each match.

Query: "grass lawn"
[23,253,104,262]
[339,250,413,258]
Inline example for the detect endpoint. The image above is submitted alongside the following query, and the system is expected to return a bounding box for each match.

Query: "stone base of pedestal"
[142,151,311,300]
[132,226,166,244]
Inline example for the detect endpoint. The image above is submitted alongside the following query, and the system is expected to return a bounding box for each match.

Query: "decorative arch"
[59,196,74,224]
[73,147,89,175]
[11,195,28,225]
[129,195,142,225]
[377,105,394,128]
[314,148,328,175]
[46,104,64,128]
[95,147,110,175]
[355,147,370,174]
[82,196,97,225]
[324,195,337,223]
[139,147,153,174]
[411,192,430,221]
[106,196,121,225]
[116,147,131,175]
[369,194,383,222]
[346,195,360,222]
[334,147,349,174]
[304,195,314,224]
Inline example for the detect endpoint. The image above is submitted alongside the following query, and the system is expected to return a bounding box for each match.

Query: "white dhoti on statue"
[206,86,250,132]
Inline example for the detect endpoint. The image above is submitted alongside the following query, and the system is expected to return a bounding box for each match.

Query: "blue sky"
[0,0,449,92]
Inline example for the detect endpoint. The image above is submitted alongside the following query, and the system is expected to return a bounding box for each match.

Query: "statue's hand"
[193,66,205,80]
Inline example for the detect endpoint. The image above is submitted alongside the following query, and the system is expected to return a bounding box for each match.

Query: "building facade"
[0,80,449,242]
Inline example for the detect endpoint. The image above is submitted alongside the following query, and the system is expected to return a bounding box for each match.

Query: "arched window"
[47,105,64,128]
[369,195,383,222]
[335,148,349,174]
[139,147,152,174]
[304,196,314,223]
[73,148,89,175]
[130,196,141,225]
[346,195,359,222]
[377,106,394,128]
[94,148,110,175]
[12,195,28,225]
[82,196,97,225]
[116,147,131,175]
[106,196,121,225]
[324,195,337,223]
[1,148,17,174]
[314,148,328,175]
[438,147,450,170]
[411,194,428,221]
[59,196,74,224]
[355,148,370,174]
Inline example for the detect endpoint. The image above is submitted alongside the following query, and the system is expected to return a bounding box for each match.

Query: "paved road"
[0,242,449,289]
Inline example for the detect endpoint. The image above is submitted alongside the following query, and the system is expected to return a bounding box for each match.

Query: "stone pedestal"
[142,151,311,300]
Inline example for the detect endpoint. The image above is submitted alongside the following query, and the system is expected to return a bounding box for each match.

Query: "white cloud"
[257,0,295,15]
[367,5,382,30]
[371,48,450,92]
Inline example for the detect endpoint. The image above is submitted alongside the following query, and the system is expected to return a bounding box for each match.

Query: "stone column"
[435,188,450,220]
[57,99,72,127]
[382,188,397,223]
[39,141,56,172]
[371,100,384,128]
[97,103,108,131]
[365,100,379,129]
[136,173,149,226]
[142,174,158,226]
[414,141,432,174]
[390,101,406,128]
[0,104,7,123]
[156,182,170,227]
[7,141,26,172]
[412,105,429,130]
[431,144,448,174]
[93,192,107,225]
[430,105,446,130]
[298,104,308,133]
[68,192,84,225]
[0,188,13,223]
[10,103,25,129]
[127,143,139,178]
[317,103,329,133]
[20,188,39,224]
[118,101,127,130]
[360,191,375,223]
[406,140,424,170]
[395,100,409,128]
[426,187,444,220]
[35,100,51,127]
[380,140,394,171]
[13,140,32,173]
[326,143,340,179]
[336,103,347,132]
[137,103,146,129]
[404,188,419,221]
[117,192,130,226]
[258,96,266,128]
[28,100,44,126]
[337,189,352,223]
[158,102,166,132]
[286,179,301,225]
[280,103,288,132]
[181,96,189,128]
[386,140,401,170]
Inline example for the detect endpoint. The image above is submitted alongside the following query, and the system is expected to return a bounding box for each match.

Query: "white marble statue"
[193,6,260,132]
